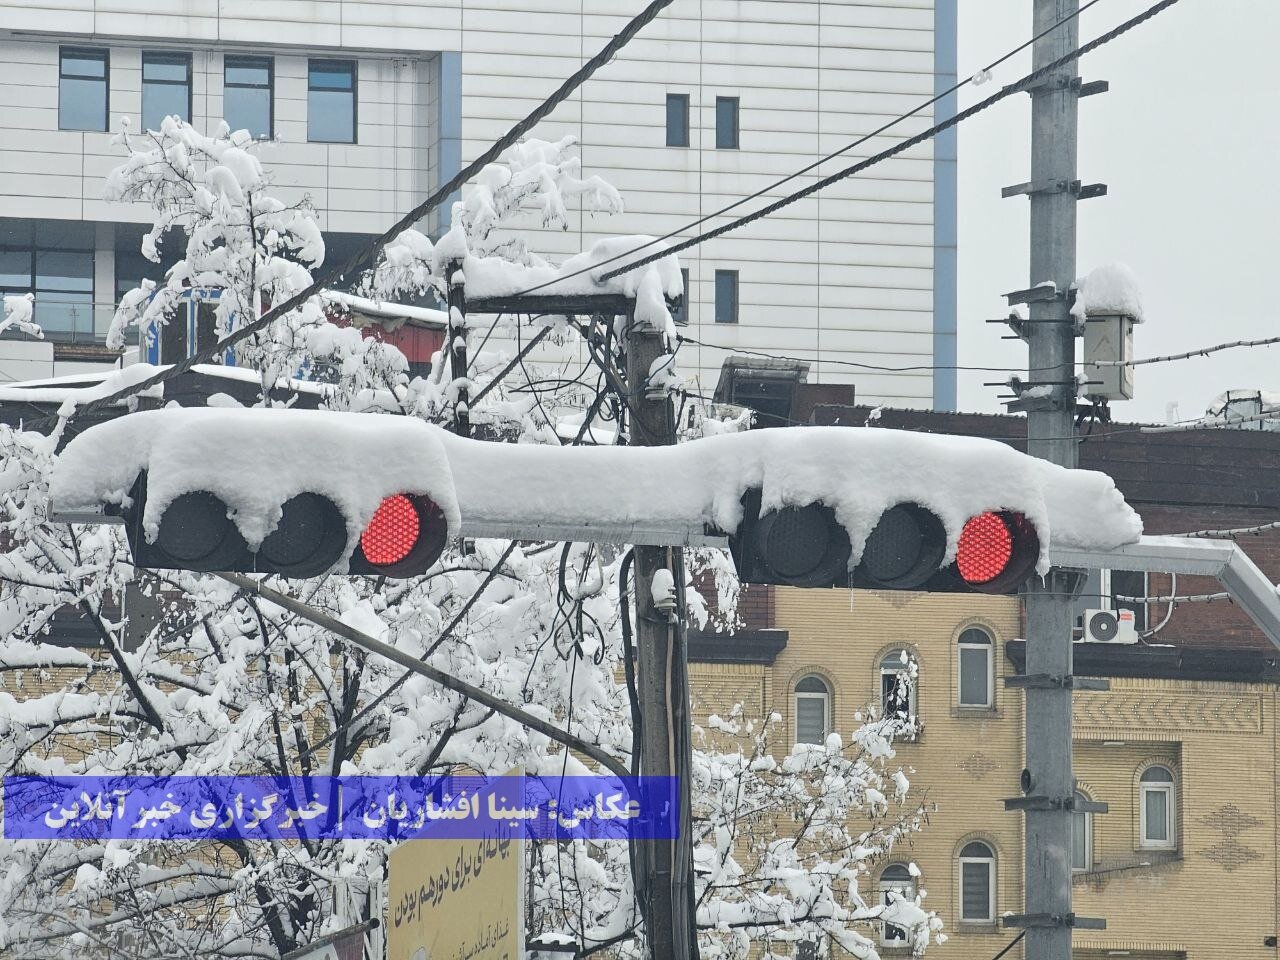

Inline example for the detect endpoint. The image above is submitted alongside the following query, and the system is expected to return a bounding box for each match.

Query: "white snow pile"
[49,409,459,558]
[1071,262,1144,322]
[1,293,42,339]
[51,409,1141,572]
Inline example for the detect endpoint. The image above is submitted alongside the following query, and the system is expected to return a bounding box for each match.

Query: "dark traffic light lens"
[361,495,421,566]
[762,504,831,580]
[259,493,347,577]
[956,512,1014,584]
[156,492,234,563]
[861,503,946,589]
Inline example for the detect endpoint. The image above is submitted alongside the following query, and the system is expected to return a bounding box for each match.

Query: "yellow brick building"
[689,586,1280,960]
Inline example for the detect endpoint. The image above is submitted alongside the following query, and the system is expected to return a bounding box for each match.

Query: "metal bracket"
[1003,912,1106,931]
[1004,283,1062,306]
[1079,79,1110,97]
[1002,179,1107,200]
[1002,795,1108,814]
[1004,673,1110,691]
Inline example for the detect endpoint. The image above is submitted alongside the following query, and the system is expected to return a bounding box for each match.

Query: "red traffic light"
[954,510,1039,593]
[360,495,421,566]
[350,493,448,576]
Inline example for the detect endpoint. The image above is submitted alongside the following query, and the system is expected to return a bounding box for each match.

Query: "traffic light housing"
[728,491,1041,594]
[116,473,448,578]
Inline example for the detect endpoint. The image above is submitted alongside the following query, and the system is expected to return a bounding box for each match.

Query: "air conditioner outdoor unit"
[1082,608,1139,644]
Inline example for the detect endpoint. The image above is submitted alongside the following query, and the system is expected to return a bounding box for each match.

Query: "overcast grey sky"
[955,0,1280,422]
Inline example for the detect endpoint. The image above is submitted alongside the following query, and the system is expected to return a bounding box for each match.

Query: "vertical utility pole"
[447,259,470,438]
[625,313,697,960]
[1004,0,1104,956]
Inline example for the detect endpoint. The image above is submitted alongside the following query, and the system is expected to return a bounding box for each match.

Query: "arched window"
[794,675,830,745]
[1072,790,1092,871]
[957,627,993,707]
[959,841,995,923]
[879,649,915,723]
[1139,765,1176,850]
[879,863,916,946]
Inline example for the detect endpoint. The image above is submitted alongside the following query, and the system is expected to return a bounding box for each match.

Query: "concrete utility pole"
[1007,1,1103,957]
[625,313,698,960]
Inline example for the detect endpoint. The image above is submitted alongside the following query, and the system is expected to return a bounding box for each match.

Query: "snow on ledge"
[49,409,1142,571]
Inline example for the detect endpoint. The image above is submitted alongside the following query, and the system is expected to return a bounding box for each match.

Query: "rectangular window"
[59,47,108,132]
[1110,569,1148,632]
[960,862,992,921]
[224,55,273,139]
[795,696,825,745]
[142,52,192,130]
[1143,789,1169,843]
[958,644,991,707]
[673,267,690,325]
[665,93,689,147]
[715,96,739,149]
[308,59,357,143]
[0,221,96,341]
[714,269,738,324]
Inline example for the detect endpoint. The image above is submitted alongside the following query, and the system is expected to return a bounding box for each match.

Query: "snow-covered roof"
[320,290,448,328]
[49,408,1142,572]
[0,362,330,413]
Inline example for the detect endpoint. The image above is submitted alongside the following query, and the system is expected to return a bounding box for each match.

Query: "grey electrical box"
[1083,313,1135,401]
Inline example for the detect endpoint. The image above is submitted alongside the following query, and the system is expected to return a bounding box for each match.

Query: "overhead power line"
[65,0,676,421]
[600,0,1183,282]
[506,0,1111,298]
[1094,333,1280,367]
[1170,520,1280,539]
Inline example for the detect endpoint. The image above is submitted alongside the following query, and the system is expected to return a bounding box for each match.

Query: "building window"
[1108,569,1149,632]
[957,627,993,707]
[0,219,95,342]
[59,48,108,132]
[224,55,273,139]
[1139,765,1176,850]
[1072,790,1093,871]
[672,267,690,326]
[796,942,819,960]
[309,59,357,143]
[794,675,830,745]
[880,649,915,724]
[715,96,739,149]
[958,841,995,922]
[142,52,192,130]
[665,93,689,147]
[879,863,916,946]
[714,269,738,324]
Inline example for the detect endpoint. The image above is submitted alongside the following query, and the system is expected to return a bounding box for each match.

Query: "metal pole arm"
[1047,535,1280,649]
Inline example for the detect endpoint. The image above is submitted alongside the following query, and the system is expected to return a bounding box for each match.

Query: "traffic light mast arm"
[1047,535,1280,649]
[216,571,632,780]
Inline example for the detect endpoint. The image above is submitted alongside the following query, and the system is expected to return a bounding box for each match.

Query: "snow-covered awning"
[49,408,1142,570]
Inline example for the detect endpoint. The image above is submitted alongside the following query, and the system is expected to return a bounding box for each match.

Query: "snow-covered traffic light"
[728,493,1041,594]
[118,473,448,578]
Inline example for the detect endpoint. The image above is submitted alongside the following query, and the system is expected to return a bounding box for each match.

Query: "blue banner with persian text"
[3,775,679,841]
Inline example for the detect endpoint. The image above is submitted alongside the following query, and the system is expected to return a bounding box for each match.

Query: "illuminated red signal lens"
[360,495,421,566]
[956,512,1014,584]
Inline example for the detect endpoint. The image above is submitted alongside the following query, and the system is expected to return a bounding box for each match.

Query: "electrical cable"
[1171,520,1280,539]
[498,0,1113,299]
[600,0,1183,282]
[990,931,1026,960]
[1095,333,1280,367]
[65,0,678,422]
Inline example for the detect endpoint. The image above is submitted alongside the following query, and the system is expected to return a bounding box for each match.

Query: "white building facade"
[0,0,957,408]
